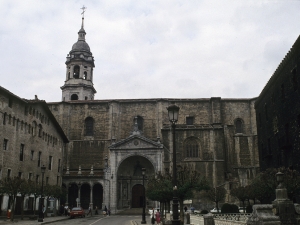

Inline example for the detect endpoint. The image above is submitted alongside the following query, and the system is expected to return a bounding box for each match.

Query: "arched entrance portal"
[132,184,144,208]
[117,155,155,209]
[68,183,78,208]
[93,183,103,210]
[80,183,90,209]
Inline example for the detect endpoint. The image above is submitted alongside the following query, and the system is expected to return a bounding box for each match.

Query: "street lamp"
[38,165,46,222]
[167,104,180,225]
[141,168,146,224]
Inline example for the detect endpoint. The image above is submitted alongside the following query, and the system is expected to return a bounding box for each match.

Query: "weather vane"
[81,5,87,18]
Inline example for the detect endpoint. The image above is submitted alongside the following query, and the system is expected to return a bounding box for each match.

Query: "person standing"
[95,206,98,215]
[104,205,108,215]
[87,204,92,216]
[107,208,111,216]
[155,209,161,225]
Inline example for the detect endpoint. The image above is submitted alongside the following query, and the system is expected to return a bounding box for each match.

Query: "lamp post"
[38,165,46,222]
[167,104,180,225]
[141,168,146,224]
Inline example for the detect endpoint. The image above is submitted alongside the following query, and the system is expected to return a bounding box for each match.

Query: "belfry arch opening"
[71,94,78,100]
[73,65,80,79]
[116,155,155,209]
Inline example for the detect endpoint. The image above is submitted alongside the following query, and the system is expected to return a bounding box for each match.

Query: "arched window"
[185,138,199,158]
[3,112,6,125]
[83,71,87,80]
[71,94,78,100]
[235,118,243,133]
[73,65,80,79]
[85,117,94,136]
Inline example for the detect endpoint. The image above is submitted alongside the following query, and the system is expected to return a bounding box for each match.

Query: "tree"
[0,177,25,221]
[231,186,248,213]
[249,167,300,204]
[19,179,31,220]
[203,186,226,213]
[147,166,209,225]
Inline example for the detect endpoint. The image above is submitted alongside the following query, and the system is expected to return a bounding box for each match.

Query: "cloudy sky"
[1,0,300,102]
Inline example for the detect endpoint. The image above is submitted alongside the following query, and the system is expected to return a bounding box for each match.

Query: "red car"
[70,207,85,218]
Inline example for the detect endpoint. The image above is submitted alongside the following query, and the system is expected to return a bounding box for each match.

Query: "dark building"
[255,35,300,172]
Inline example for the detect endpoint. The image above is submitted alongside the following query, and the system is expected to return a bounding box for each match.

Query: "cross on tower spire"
[80,5,87,29]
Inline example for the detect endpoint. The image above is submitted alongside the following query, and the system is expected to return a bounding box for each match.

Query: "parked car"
[70,207,85,218]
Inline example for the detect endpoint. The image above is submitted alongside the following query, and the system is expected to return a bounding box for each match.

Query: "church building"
[47,16,259,212]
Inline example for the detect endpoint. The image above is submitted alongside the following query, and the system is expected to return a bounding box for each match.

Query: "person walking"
[95,206,99,215]
[107,208,111,216]
[104,205,108,215]
[151,208,155,224]
[87,204,92,216]
[155,209,161,225]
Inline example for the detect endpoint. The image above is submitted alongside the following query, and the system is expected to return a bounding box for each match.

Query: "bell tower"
[61,7,96,101]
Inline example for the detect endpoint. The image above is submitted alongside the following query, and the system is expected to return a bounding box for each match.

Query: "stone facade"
[255,35,300,172]
[45,17,260,213]
[0,86,68,214]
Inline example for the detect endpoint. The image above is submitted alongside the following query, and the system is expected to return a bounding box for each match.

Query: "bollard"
[203,213,215,225]
[7,209,11,219]
[186,212,191,224]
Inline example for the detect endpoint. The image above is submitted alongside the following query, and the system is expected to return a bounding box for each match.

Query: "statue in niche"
[133,161,143,176]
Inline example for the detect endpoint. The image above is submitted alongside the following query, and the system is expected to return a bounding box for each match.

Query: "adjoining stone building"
[0,86,68,214]
[255,35,300,173]
[47,16,259,213]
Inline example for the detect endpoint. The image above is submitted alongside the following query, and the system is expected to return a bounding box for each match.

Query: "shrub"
[200,209,208,214]
[246,205,253,213]
[221,203,239,213]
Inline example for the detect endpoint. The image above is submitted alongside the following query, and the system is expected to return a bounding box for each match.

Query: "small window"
[20,144,24,161]
[8,98,12,108]
[48,156,53,170]
[18,172,22,178]
[3,113,7,125]
[30,150,34,160]
[3,139,8,150]
[28,173,32,181]
[36,175,39,184]
[46,177,49,185]
[38,151,41,167]
[7,169,11,178]
[38,124,42,137]
[83,71,87,80]
[186,117,194,125]
[58,159,61,173]
[235,118,243,133]
[136,116,143,131]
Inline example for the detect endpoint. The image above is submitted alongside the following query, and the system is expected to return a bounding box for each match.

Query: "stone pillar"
[78,183,81,207]
[203,213,215,225]
[90,185,93,209]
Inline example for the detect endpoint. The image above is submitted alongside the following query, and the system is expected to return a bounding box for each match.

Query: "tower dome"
[60,12,96,102]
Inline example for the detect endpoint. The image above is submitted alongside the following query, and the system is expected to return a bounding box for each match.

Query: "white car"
[210,208,219,213]
[239,207,246,213]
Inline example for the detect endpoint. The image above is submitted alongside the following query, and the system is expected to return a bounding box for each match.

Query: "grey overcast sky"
[1,0,300,102]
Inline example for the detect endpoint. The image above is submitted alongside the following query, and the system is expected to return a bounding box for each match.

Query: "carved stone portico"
[108,131,164,212]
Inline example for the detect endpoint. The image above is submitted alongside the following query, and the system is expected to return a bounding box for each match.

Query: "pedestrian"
[155,209,161,225]
[95,206,99,215]
[184,206,187,212]
[107,208,111,216]
[87,204,92,216]
[151,208,155,224]
[42,205,46,219]
[104,205,108,215]
[64,205,68,216]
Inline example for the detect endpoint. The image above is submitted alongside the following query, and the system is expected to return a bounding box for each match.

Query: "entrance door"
[132,184,144,208]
